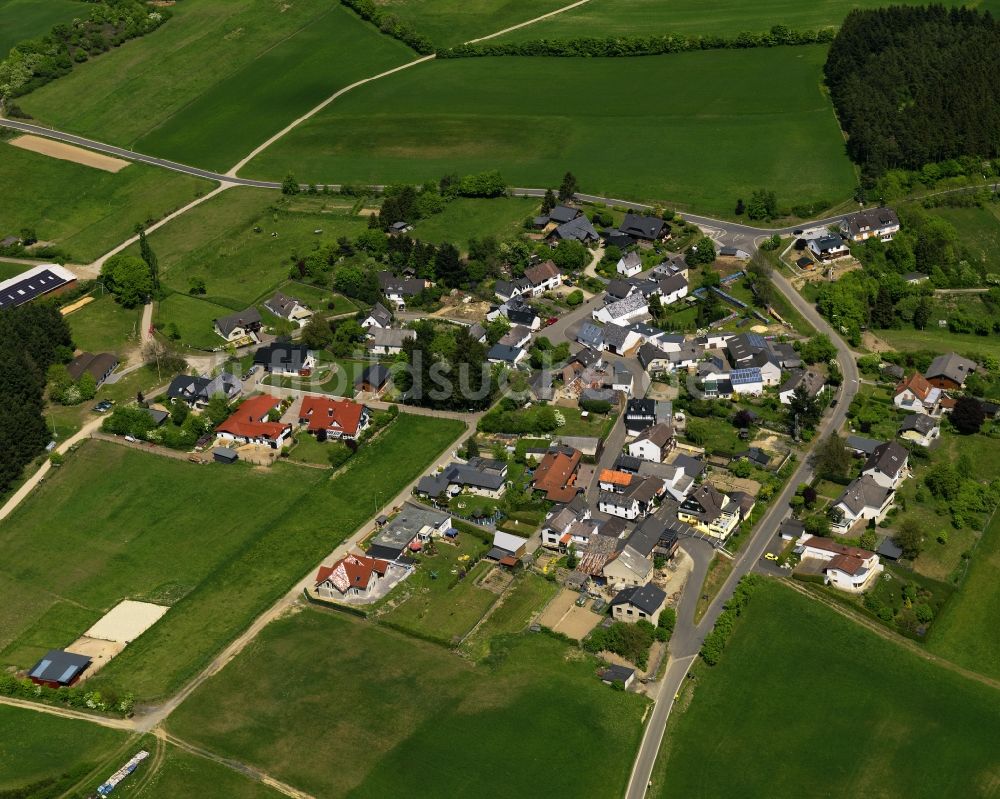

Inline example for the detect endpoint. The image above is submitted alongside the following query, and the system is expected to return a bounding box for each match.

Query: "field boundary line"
[784,579,1000,692]
[464,0,594,44]
[163,732,316,799]
[227,54,435,176]
[0,695,136,730]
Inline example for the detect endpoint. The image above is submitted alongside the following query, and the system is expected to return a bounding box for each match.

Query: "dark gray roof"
[378,271,426,296]
[552,216,599,242]
[145,408,169,426]
[601,292,647,320]
[576,322,605,349]
[368,504,451,557]
[845,435,882,455]
[0,267,74,310]
[606,279,634,300]
[600,664,635,684]
[627,516,674,558]
[254,343,311,372]
[358,363,391,387]
[214,307,261,338]
[366,302,392,327]
[29,649,90,685]
[637,343,670,370]
[877,536,903,560]
[843,207,899,237]
[610,582,666,615]
[658,273,688,295]
[487,343,523,363]
[863,441,908,479]
[836,476,892,516]
[421,457,507,492]
[899,413,936,435]
[779,517,805,539]
[614,454,643,473]
[548,205,581,224]
[603,324,634,351]
[925,352,976,385]
[619,212,666,240]
[265,291,304,319]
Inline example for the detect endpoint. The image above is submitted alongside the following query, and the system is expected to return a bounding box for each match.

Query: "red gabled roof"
[216,395,287,440]
[299,395,366,436]
[895,372,932,401]
[599,469,632,487]
[533,449,582,500]
[315,554,388,593]
[825,553,866,576]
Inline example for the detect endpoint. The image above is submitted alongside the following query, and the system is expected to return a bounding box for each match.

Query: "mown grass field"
[652,581,1000,798]
[496,0,948,42]
[928,204,1000,276]
[18,0,414,170]
[0,414,463,700]
[878,326,1000,361]
[155,293,236,350]
[0,0,81,56]
[136,188,366,310]
[66,293,142,354]
[0,143,206,262]
[409,197,539,249]
[929,508,1000,682]
[247,46,856,215]
[460,571,558,659]
[168,607,649,798]
[0,704,126,795]
[373,0,571,47]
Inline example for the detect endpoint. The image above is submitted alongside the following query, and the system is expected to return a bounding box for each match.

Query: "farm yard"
[651,582,1000,798]
[0,413,463,701]
[245,46,856,215]
[0,143,207,262]
[167,607,649,798]
[17,0,414,171]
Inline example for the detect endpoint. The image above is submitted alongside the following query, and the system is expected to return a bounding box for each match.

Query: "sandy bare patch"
[358,208,379,217]
[66,636,126,679]
[10,135,130,173]
[60,296,95,316]
[85,599,169,643]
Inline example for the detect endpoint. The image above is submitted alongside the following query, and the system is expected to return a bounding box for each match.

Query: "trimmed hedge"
[699,574,762,666]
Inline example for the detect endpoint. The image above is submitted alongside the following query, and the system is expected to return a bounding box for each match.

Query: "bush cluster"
[0,1,170,100]
[339,0,434,54]
[0,672,134,716]
[584,620,658,669]
[699,574,762,665]
[439,26,835,59]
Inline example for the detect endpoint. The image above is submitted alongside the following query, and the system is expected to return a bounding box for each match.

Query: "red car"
[545,317,558,326]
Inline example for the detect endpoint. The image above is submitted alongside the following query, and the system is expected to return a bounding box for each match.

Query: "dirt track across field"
[10,134,130,172]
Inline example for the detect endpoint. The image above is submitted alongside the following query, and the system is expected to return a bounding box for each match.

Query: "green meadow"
[168,608,648,798]
[19,0,414,170]
[0,0,82,56]
[0,413,463,701]
[652,581,1000,798]
[496,0,956,42]
[246,46,856,215]
[0,142,206,262]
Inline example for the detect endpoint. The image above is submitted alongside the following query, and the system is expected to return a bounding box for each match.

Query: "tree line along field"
[651,581,1000,798]
[0,0,82,56]
[0,413,464,701]
[167,607,649,798]
[17,0,414,172]
[493,0,972,42]
[245,46,856,216]
[0,143,207,262]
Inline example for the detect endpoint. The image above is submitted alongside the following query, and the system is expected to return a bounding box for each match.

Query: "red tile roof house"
[298,396,370,441]
[799,536,883,593]
[315,554,389,600]
[215,395,291,450]
[532,447,583,503]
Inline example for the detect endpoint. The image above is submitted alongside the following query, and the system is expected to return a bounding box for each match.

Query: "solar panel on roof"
[30,659,52,678]
[731,368,762,384]
[58,665,79,683]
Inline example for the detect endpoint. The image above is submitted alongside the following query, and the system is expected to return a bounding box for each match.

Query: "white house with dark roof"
[619,212,669,242]
[264,292,312,327]
[602,545,653,589]
[924,352,976,390]
[617,251,643,277]
[898,413,939,447]
[611,583,667,625]
[523,260,563,295]
[362,302,393,329]
[214,307,262,344]
[861,441,909,490]
[779,369,826,405]
[831,476,894,534]
[841,207,900,243]
[602,324,643,355]
[627,423,675,463]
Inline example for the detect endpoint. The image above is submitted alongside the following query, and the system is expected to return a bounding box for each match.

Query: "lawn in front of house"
[378,530,497,644]
[407,197,539,250]
[556,404,617,438]
[651,580,1000,799]
[154,293,237,351]
[167,607,649,798]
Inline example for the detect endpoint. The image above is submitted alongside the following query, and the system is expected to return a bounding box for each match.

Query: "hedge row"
[699,574,762,665]
[438,26,836,59]
[0,672,134,716]
[339,0,434,54]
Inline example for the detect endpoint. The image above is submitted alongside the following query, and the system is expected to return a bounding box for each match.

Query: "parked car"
[764,552,779,562]
[93,399,115,413]
[124,435,139,443]
[546,317,558,327]
[241,365,260,381]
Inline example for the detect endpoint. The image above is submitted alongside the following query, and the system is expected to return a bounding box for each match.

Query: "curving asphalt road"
[623,262,861,799]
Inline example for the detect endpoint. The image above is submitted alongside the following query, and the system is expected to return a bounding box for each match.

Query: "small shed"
[28,649,91,688]
[877,536,903,561]
[213,447,239,464]
[599,664,636,689]
[145,408,169,427]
